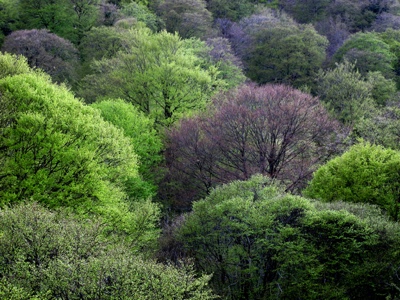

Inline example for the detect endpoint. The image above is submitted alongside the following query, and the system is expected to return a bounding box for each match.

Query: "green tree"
[80,28,219,127]
[205,0,257,21]
[304,142,400,220]
[246,23,327,88]
[315,60,375,124]
[333,32,397,79]
[0,0,20,44]
[0,53,159,246]
[354,102,400,150]
[156,0,212,39]
[16,0,101,44]
[178,175,400,299]
[92,99,163,196]
[0,202,217,299]
[279,0,330,23]
[121,2,161,31]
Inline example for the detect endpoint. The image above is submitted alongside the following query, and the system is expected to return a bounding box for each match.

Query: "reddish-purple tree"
[164,84,345,210]
[1,29,79,85]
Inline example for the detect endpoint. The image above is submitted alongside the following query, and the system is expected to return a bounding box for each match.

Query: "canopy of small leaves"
[164,83,342,210]
[0,202,217,300]
[246,23,328,88]
[1,29,79,85]
[354,101,400,150]
[304,142,400,221]
[120,2,161,31]
[156,0,212,39]
[91,98,164,197]
[0,53,159,246]
[16,0,101,44]
[80,28,220,127]
[333,31,397,79]
[205,0,258,21]
[315,60,376,124]
[279,0,330,23]
[178,175,400,299]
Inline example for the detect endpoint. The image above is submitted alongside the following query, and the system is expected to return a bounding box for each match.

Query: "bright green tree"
[178,175,400,299]
[80,28,219,127]
[92,99,163,196]
[304,142,400,220]
[0,53,159,247]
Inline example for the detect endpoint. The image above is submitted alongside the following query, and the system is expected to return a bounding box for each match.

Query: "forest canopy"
[1,0,400,299]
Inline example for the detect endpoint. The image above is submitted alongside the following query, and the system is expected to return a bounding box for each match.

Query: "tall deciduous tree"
[16,0,101,44]
[156,0,212,39]
[333,31,397,79]
[0,202,216,299]
[164,84,342,210]
[315,60,375,124]
[1,29,79,85]
[0,53,159,246]
[92,99,164,196]
[80,28,219,127]
[223,9,327,88]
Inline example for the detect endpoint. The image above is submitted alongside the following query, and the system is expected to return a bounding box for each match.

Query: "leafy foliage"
[315,60,375,123]
[80,28,219,127]
[16,0,101,44]
[304,142,400,221]
[156,0,212,39]
[243,15,328,87]
[333,31,397,79]
[354,101,400,150]
[165,83,342,210]
[92,99,163,197]
[178,175,400,299]
[0,54,159,246]
[0,202,217,300]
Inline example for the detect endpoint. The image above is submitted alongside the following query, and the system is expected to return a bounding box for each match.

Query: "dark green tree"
[246,23,327,88]
[333,31,396,79]
[178,175,400,299]
[156,0,212,39]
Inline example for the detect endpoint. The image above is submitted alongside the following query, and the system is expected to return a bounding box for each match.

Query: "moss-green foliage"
[0,52,32,78]
[316,60,397,124]
[354,103,400,150]
[315,60,375,123]
[246,23,327,88]
[333,32,397,79]
[92,99,163,197]
[0,53,160,248]
[16,0,101,44]
[121,2,161,31]
[179,175,400,299]
[304,142,400,221]
[0,203,217,300]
